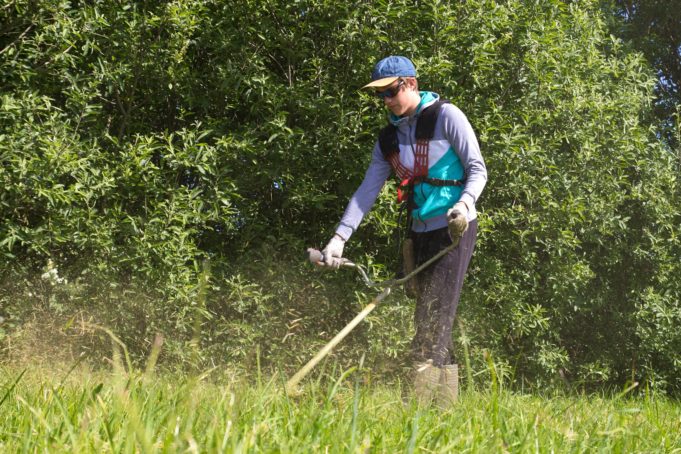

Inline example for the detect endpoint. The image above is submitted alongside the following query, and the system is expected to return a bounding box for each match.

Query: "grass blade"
[0,368,26,408]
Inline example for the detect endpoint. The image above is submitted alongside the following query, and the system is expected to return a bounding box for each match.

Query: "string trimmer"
[285,228,464,396]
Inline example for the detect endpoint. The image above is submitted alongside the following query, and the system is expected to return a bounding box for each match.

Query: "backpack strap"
[378,124,399,158]
[415,100,448,141]
[379,124,411,178]
[413,100,448,176]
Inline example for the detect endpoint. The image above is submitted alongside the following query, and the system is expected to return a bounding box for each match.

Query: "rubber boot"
[437,364,459,408]
[413,361,440,406]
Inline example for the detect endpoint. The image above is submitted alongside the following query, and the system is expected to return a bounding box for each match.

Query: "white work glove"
[321,234,345,270]
[447,201,469,240]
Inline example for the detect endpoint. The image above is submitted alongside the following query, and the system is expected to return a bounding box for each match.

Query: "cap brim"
[362,76,399,89]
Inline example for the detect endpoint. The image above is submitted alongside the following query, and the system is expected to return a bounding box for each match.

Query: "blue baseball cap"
[363,56,417,89]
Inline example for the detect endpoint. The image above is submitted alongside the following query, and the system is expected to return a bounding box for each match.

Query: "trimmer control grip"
[307,248,352,267]
[307,248,324,264]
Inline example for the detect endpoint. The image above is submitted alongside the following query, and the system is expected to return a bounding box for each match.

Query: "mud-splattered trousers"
[410,220,478,367]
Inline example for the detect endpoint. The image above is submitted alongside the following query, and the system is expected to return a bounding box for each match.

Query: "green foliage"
[600,0,681,143]
[1,0,680,392]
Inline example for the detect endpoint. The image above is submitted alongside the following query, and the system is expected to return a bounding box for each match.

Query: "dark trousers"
[410,220,478,367]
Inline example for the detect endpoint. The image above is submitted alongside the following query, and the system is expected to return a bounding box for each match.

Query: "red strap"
[397,178,411,203]
[391,139,430,203]
[414,139,429,177]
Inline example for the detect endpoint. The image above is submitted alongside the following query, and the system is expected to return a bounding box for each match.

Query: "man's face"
[376,78,415,117]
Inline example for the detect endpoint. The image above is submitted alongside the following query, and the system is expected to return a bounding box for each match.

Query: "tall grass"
[1,362,680,453]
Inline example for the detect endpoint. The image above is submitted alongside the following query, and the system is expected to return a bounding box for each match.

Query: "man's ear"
[406,77,419,91]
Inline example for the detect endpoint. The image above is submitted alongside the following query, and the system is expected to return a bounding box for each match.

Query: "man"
[320,56,487,406]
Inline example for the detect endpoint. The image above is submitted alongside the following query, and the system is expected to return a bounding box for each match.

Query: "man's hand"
[447,201,469,240]
[320,234,346,269]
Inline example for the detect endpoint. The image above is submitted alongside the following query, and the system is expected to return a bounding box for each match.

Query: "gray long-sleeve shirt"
[336,96,487,241]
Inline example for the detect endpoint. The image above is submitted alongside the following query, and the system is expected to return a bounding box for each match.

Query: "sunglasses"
[375,79,404,99]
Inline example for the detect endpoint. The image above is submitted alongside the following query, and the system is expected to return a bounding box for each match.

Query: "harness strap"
[379,100,451,180]
[411,176,465,187]
[380,100,466,204]
[398,176,465,203]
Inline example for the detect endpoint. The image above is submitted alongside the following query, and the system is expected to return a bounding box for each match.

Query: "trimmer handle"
[306,248,352,267]
[307,248,325,264]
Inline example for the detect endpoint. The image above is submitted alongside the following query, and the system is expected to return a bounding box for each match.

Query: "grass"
[1,361,681,453]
